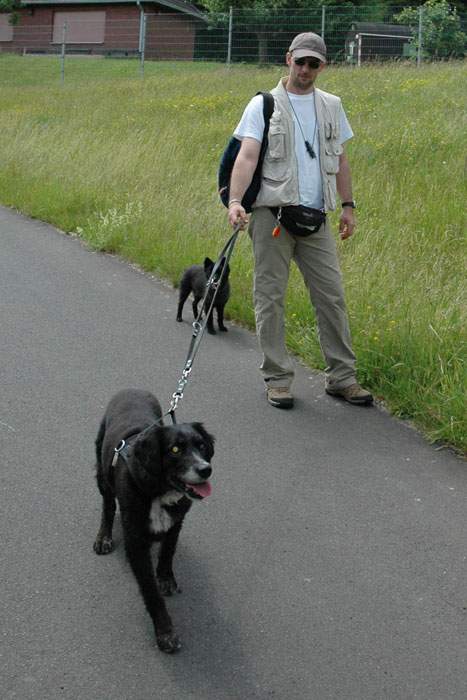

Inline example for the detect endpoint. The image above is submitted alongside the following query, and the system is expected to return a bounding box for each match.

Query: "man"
[228,31,373,409]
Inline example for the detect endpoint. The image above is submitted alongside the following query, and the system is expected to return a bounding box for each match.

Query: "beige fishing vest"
[253,77,344,212]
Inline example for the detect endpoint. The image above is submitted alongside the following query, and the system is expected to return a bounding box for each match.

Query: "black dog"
[176,257,230,334]
[93,388,215,653]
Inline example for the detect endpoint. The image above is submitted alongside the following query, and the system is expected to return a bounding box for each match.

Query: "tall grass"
[0,55,465,451]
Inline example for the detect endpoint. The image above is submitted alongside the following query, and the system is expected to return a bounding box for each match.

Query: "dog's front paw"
[176,316,183,322]
[218,325,228,332]
[157,575,181,596]
[156,632,182,654]
[207,327,216,335]
[93,536,114,555]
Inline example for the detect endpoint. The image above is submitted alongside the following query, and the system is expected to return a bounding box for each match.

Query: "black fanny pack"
[271,205,326,237]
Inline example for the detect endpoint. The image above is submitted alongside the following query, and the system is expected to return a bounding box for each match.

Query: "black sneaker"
[266,386,294,409]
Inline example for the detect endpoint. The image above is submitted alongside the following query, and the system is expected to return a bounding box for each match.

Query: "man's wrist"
[228,198,242,208]
[341,200,356,209]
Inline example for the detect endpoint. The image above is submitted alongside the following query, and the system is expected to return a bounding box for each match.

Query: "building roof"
[20,0,206,21]
[349,22,411,37]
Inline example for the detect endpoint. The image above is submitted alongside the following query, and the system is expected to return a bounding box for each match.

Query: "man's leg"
[293,220,357,390]
[249,208,295,390]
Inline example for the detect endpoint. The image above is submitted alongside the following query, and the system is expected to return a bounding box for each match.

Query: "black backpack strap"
[255,91,274,162]
[262,92,275,132]
[255,91,274,138]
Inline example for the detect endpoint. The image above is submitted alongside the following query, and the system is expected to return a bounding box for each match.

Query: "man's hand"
[228,202,249,229]
[339,207,356,240]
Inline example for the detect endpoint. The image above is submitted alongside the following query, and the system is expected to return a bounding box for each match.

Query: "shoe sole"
[267,398,294,409]
[325,389,373,406]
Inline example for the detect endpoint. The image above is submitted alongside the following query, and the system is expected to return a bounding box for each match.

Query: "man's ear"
[204,257,214,273]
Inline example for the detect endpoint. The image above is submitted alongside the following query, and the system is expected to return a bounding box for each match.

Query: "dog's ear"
[192,422,215,460]
[218,257,229,276]
[204,257,214,272]
[133,425,164,471]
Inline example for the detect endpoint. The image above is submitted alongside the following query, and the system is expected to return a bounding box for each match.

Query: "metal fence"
[196,5,466,65]
[0,4,465,82]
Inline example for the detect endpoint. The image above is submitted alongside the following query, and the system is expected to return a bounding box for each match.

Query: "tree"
[395,0,466,59]
[0,0,20,11]
[199,0,323,63]
[0,0,21,24]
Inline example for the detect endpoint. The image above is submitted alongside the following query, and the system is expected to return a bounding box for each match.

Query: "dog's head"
[204,257,230,285]
[133,422,215,500]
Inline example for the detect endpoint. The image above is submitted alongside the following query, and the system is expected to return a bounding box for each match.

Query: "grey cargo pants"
[249,207,357,390]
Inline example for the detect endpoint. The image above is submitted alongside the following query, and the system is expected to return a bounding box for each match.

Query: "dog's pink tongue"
[191,481,212,498]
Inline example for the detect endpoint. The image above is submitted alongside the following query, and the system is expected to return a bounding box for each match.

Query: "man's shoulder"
[315,87,342,107]
[243,92,268,113]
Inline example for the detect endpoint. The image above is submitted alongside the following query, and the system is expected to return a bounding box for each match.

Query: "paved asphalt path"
[1,205,466,700]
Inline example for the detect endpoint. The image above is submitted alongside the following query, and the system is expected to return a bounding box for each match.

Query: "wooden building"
[0,0,206,59]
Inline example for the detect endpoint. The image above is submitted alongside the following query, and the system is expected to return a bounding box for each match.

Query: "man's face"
[286,52,325,93]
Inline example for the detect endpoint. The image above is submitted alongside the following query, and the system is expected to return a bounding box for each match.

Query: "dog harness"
[112,438,130,467]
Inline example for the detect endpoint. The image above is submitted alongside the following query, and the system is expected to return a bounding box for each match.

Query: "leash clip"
[112,439,126,467]
[192,320,202,338]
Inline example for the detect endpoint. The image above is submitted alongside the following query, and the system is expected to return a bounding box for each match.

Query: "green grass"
[1,54,465,452]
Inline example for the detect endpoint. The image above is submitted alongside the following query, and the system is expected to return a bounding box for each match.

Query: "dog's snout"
[197,465,212,480]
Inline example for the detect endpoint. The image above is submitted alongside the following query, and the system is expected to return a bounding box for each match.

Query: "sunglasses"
[294,57,321,69]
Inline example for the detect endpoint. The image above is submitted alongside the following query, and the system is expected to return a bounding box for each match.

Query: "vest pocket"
[324,119,340,141]
[263,124,288,180]
[323,142,343,174]
[324,178,337,211]
[268,124,286,159]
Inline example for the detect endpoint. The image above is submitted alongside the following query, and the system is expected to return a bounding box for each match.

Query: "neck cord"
[286,89,318,159]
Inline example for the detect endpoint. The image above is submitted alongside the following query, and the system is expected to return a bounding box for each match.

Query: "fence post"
[227,6,233,66]
[321,5,326,40]
[60,22,66,84]
[140,13,146,77]
[417,7,423,67]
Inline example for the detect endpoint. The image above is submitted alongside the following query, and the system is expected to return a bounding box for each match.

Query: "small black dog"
[93,388,215,653]
[176,257,230,334]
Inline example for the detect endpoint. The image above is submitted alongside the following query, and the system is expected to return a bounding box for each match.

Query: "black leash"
[112,225,242,469]
[168,224,242,423]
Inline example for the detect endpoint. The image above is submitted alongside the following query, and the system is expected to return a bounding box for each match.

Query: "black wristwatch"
[341,200,356,209]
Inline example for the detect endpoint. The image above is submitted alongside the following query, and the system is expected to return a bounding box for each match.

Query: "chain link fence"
[0,5,465,82]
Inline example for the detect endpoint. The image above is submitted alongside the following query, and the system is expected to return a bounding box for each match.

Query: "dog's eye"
[171,446,180,454]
